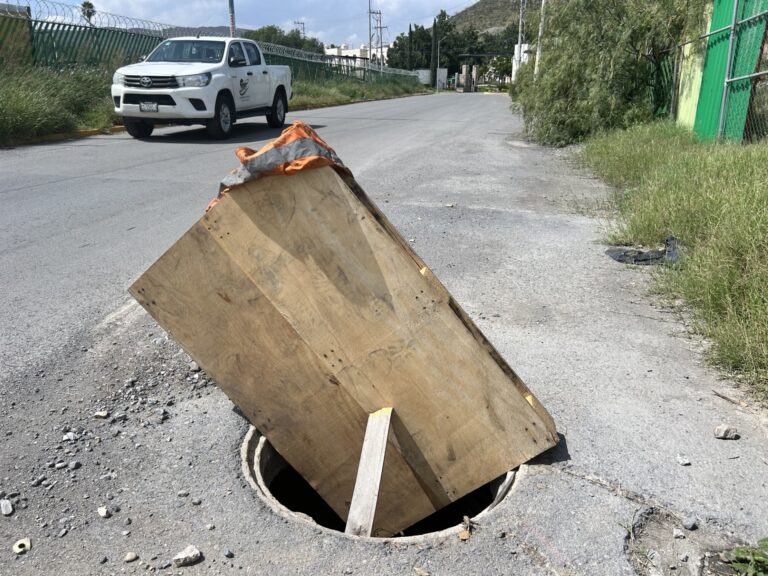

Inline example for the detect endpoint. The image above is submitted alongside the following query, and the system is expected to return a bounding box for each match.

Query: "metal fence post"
[718,0,740,139]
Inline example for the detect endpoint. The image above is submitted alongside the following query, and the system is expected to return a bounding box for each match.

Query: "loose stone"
[172,544,202,567]
[1,499,13,516]
[714,425,739,440]
[124,552,138,563]
[97,506,111,518]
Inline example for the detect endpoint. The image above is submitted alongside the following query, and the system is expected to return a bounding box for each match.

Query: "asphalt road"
[1,93,767,575]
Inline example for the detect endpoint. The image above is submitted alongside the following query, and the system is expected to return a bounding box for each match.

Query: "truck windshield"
[146,40,225,63]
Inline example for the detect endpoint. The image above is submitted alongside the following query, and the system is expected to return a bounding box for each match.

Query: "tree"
[244,25,324,54]
[407,24,413,70]
[516,0,709,145]
[80,1,96,26]
[386,24,431,70]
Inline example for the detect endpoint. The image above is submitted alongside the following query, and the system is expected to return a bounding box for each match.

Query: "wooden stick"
[345,407,393,537]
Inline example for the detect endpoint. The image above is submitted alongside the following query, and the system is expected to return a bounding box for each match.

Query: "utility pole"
[228,0,236,37]
[376,20,388,70]
[436,36,447,92]
[293,20,306,38]
[534,0,546,80]
[368,0,373,63]
[513,0,525,82]
[370,10,382,68]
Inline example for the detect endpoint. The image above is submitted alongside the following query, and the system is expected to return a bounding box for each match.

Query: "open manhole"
[241,427,517,541]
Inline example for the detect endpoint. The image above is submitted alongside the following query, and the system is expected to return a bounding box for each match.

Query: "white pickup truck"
[112,37,292,139]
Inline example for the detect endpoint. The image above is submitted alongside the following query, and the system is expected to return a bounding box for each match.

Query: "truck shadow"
[143,121,326,145]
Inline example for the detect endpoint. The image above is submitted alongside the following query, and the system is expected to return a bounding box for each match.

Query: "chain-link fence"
[665,0,768,142]
[0,0,416,82]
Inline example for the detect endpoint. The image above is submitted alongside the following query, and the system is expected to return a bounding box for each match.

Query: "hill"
[450,0,540,34]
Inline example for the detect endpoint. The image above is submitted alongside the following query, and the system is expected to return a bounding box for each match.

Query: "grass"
[581,121,768,400]
[0,66,116,145]
[0,68,424,145]
[290,76,425,110]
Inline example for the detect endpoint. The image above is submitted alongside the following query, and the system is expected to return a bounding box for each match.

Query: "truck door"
[243,42,271,107]
[227,41,252,110]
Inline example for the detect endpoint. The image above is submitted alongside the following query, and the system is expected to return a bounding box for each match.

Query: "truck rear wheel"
[124,119,154,139]
[207,94,234,139]
[266,90,287,128]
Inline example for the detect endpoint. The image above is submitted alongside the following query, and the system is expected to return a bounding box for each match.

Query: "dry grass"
[582,121,768,400]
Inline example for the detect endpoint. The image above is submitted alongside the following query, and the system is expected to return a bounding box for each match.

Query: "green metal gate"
[694,0,768,140]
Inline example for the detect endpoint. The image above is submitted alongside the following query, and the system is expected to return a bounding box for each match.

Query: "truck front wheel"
[207,94,234,139]
[124,119,154,139]
[266,90,287,128]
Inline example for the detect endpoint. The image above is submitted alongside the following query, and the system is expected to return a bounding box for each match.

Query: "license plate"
[139,102,158,112]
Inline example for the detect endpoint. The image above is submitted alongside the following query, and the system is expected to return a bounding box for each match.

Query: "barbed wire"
[1,0,417,77]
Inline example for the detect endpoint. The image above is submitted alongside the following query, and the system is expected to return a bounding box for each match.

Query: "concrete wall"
[415,68,448,87]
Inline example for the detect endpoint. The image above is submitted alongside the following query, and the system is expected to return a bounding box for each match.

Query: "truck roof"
[163,36,254,43]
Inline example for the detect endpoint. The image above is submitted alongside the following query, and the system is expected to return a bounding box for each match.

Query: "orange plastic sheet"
[208,121,348,212]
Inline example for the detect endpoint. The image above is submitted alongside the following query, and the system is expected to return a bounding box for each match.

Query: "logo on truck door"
[239,78,249,96]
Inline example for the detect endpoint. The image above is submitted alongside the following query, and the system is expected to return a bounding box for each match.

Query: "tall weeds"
[0,66,116,144]
[583,122,768,399]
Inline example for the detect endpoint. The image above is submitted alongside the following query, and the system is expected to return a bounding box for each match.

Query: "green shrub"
[517,0,708,145]
[0,66,115,144]
[583,122,768,398]
[290,76,422,110]
[0,65,420,144]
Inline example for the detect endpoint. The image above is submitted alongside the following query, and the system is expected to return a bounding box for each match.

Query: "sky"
[86,0,481,46]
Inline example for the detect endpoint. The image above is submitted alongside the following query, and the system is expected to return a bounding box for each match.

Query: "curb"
[8,92,434,147]
[9,125,126,146]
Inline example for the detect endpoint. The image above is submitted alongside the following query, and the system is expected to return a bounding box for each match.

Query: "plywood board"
[129,166,557,536]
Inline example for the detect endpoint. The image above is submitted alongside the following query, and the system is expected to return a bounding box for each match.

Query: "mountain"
[450,0,540,35]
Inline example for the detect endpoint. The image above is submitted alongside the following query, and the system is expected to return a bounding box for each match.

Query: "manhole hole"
[241,427,517,541]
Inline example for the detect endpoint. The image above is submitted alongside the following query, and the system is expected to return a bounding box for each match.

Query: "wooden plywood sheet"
[129,166,557,536]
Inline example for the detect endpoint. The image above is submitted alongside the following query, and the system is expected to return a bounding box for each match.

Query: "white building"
[324,43,393,65]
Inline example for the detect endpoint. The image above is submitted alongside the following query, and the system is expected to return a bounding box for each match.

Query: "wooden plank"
[129,165,558,536]
[345,407,393,537]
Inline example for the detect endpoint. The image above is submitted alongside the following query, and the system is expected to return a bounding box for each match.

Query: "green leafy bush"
[518,0,708,145]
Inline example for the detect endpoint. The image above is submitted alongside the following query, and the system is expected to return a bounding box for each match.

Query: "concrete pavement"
[1,93,766,575]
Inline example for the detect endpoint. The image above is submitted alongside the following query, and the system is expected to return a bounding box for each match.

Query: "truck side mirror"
[138,55,146,62]
[229,56,246,67]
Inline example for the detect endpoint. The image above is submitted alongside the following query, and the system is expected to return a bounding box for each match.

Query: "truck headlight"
[112,72,125,86]
[176,72,212,88]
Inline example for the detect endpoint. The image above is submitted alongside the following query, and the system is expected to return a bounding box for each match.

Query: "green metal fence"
[0,0,417,83]
[690,0,768,141]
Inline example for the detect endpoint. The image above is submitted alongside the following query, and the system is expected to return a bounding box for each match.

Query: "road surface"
[1,93,766,575]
